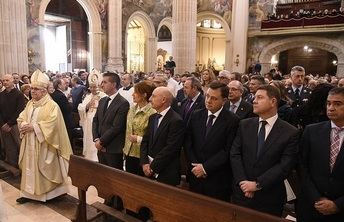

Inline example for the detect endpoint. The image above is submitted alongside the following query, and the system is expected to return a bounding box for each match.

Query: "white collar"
[230,98,242,107]
[292,85,303,92]
[107,91,119,101]
[207,106,223,118]
[331,121,344,129]
[190,92,201,102]
[158,106,171,118]
[259,113,278,127]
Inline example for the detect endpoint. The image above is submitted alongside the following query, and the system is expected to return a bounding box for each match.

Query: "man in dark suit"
[230,85,299,216]
[12,73,24,91]
[71,76,86,112]
[0,74,25,167]
[179,77,205,125]
[92,72,129,169]
[140,87,184,186]
[175,73,191,105]
[226,80,255,120]
[297,87,344,222]
[51,78,73,138]
[244,75,266,104]
[184,81,239,201]
[286,66,311,128]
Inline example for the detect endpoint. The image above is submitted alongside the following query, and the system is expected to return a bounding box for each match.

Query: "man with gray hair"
[286,65,311,128]
[218,70,231,85]
[0,74,25,167]
[226,80,254,120]
[51,78,73,139]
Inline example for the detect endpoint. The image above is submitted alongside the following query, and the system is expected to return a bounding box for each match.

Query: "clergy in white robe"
[16,70,73,203]
[78,83,106,161]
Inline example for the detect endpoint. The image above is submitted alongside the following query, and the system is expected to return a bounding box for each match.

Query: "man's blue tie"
[153,113,162,138]
[257,120,267,158]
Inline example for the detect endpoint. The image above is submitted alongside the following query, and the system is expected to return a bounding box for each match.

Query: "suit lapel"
[256,119,282,161]
[205,109,225,140]
[249,118,260,162]
[328,121,344,173]
[152,109,171,146]
[103,94,120,119]
[333,142,344,172]
[235,102,245,117]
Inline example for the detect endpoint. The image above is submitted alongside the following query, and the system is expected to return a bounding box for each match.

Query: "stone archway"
[259,36,344,76]
[126,11,157,72]
[39,0,102,71]
[158,17,172,36]
[197,11,232,71]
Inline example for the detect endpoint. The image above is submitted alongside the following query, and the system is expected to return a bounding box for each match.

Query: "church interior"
[1,0,344,221]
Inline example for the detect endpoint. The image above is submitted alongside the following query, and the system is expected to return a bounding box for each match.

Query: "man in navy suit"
[140,87,185,186]
[231,85,299,216]
[297,87,344,222]
[179,77,205,125]
[185,81,239,201]
[51,78,73,138]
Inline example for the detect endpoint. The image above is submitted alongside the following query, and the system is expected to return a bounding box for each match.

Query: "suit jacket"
[287,86,311,129]
[51,90,73,129]
[179,94,205,125]
[184,108,239,201]
[230,117,299,215]
[92,93,129,153]
[224,100,255,120]
[297,121,344,222]
[176,88,185,104]
[140,108,185,186]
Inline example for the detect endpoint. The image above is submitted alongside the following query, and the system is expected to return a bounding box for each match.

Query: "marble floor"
[0,177,103,222]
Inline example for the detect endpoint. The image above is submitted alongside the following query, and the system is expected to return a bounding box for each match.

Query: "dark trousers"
[232,196,284,217]
[97,152,123,170]
[125,156,143,176]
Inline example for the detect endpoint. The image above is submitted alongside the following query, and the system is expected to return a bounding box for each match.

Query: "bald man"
[140,87,185,186]
[0,74,25,167]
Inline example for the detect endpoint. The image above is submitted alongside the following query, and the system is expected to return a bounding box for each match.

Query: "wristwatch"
[256,182,262,190]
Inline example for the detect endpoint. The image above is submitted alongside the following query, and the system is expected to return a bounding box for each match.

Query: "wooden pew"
[68,155,290,222]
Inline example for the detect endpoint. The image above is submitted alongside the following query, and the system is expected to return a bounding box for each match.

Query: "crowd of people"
[0,64,344,221]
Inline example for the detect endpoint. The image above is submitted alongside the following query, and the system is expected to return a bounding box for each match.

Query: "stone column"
[88,31,102,71]
[337,62,344,77]
[342,0,344,9]
[231,0,249,73]
[106,0,123,72]
[0,0,28,77]
[172,0,197,74]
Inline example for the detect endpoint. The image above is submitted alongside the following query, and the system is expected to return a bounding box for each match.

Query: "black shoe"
[16,197,31,204]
